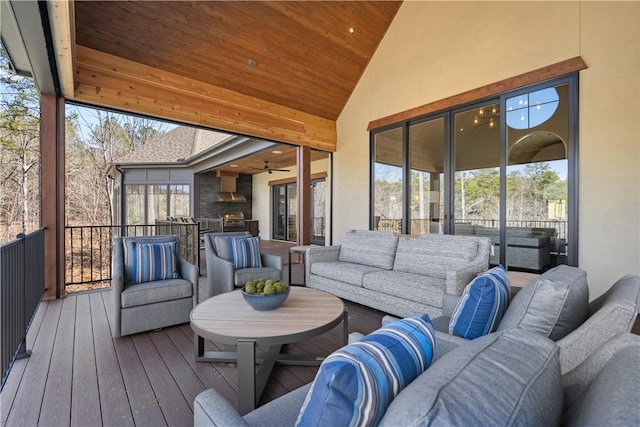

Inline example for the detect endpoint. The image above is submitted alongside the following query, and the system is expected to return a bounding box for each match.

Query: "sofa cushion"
[338,230,398,270]
[363,270,445,308]
[229,236,262,269]
[380,329,562,426]
[121,278,193,308]
[296,315,435,427]
[393,234,479,278]
[130,241,181,284]
[310,261,382,287]
[497,265,588,341]
[449,265,511,339]
[563,346,640,426]
[562,334,640,427]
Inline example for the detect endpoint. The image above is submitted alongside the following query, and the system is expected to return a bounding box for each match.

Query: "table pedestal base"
[195,308,348,414]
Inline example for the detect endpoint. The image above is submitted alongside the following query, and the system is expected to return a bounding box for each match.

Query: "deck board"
[149,330,206,411]
[112,331,166,427]
[6,300,61,427]
[39,296,75,426]
[131,334,194,427]
[1,296,48,426]
[90,292,134,427]
[164,326,238,404]
[71,294,102,427]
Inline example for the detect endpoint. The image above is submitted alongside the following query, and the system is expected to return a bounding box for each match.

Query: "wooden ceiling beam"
[73,46,336,151]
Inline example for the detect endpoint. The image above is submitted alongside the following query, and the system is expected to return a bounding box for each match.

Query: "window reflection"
[507,88,559,129]
[374,127,403,233]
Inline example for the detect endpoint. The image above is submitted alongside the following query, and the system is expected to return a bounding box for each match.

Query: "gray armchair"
[203,232,283,298]
[111,235,199,338]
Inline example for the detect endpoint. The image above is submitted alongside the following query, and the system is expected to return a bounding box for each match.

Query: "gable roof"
[114,126,232,165]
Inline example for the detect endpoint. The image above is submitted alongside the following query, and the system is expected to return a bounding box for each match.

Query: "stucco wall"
[335,1,640,297]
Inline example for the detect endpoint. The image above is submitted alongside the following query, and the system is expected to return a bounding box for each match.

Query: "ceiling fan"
[253,160,290,174]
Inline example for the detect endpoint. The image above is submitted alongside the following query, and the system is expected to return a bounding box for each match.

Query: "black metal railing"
[1,228,46,390]
[65,223,200,288]
[373,217,568,239]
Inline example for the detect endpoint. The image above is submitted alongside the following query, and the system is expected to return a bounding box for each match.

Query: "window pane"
[454,102,501,246]
[506,83,569,272]
[148,184,168,223]
[374,127,403,233]
[287,184,297,241]
[311,180,326,244]
[170,184,190,217]
[409,118,445,235]
[125,185,146,225]
[273,185,286,240]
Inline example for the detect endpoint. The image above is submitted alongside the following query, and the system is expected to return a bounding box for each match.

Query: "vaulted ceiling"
[69,1,402,150]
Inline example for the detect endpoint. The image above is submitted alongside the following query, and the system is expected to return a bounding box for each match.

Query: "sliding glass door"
[273,179,326,243]
[370,75,577,272]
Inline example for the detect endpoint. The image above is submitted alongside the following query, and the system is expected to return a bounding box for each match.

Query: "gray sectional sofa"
[193,264,640,426]
[388,264,640,373]
[456,224,556,270]
[305,230,491,318]
[194,330,640,426]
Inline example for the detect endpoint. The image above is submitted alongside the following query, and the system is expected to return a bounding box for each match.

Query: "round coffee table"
[190,286,347,414]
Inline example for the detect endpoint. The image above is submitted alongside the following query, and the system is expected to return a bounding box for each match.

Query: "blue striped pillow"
[229,237,262,269]
[449,265,511,339]
[130,242,181,284]
[296,315,435,427]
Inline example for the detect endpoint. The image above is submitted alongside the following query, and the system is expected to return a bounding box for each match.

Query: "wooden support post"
[296,146,311,246]
[40,94,65,300]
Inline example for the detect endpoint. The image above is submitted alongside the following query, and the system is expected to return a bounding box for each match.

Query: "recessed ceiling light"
[272,150,282,154]
[349,27,355,35]
[229,164,238,168]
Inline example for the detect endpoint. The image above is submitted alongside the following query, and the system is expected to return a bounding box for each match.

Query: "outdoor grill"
[221,211,247,232]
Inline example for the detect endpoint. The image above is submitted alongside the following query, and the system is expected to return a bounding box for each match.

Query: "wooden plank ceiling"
[216,143,329,176]
[72,1,402,150]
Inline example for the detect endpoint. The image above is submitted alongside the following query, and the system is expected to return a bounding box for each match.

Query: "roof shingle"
[114,126,232,164]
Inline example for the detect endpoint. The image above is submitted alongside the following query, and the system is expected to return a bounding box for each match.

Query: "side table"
[288,245,311,286]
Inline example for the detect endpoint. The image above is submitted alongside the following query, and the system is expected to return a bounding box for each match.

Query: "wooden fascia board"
[48,0,75,98]
[368,57,587,130]
[268,172,328,186]
[73,46,337,152]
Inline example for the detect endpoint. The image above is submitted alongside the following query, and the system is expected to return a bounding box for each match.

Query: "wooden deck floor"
[0,284,384,427]
[1,240,542,427]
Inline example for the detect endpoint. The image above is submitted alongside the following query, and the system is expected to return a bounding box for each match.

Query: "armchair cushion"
[121,278,193,308]
[449,265,511,339]
[296,315,435,427]
[230,237,262,269]
[130,241,181,284]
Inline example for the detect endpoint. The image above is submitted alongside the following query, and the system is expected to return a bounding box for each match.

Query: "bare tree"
[0,47,40,241]
[65,106,166,225]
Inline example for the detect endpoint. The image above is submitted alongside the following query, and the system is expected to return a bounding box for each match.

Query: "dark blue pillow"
[130,241,181,284]
[295,315,435,426]
[228,237,262,269]
[449,265,511,339]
